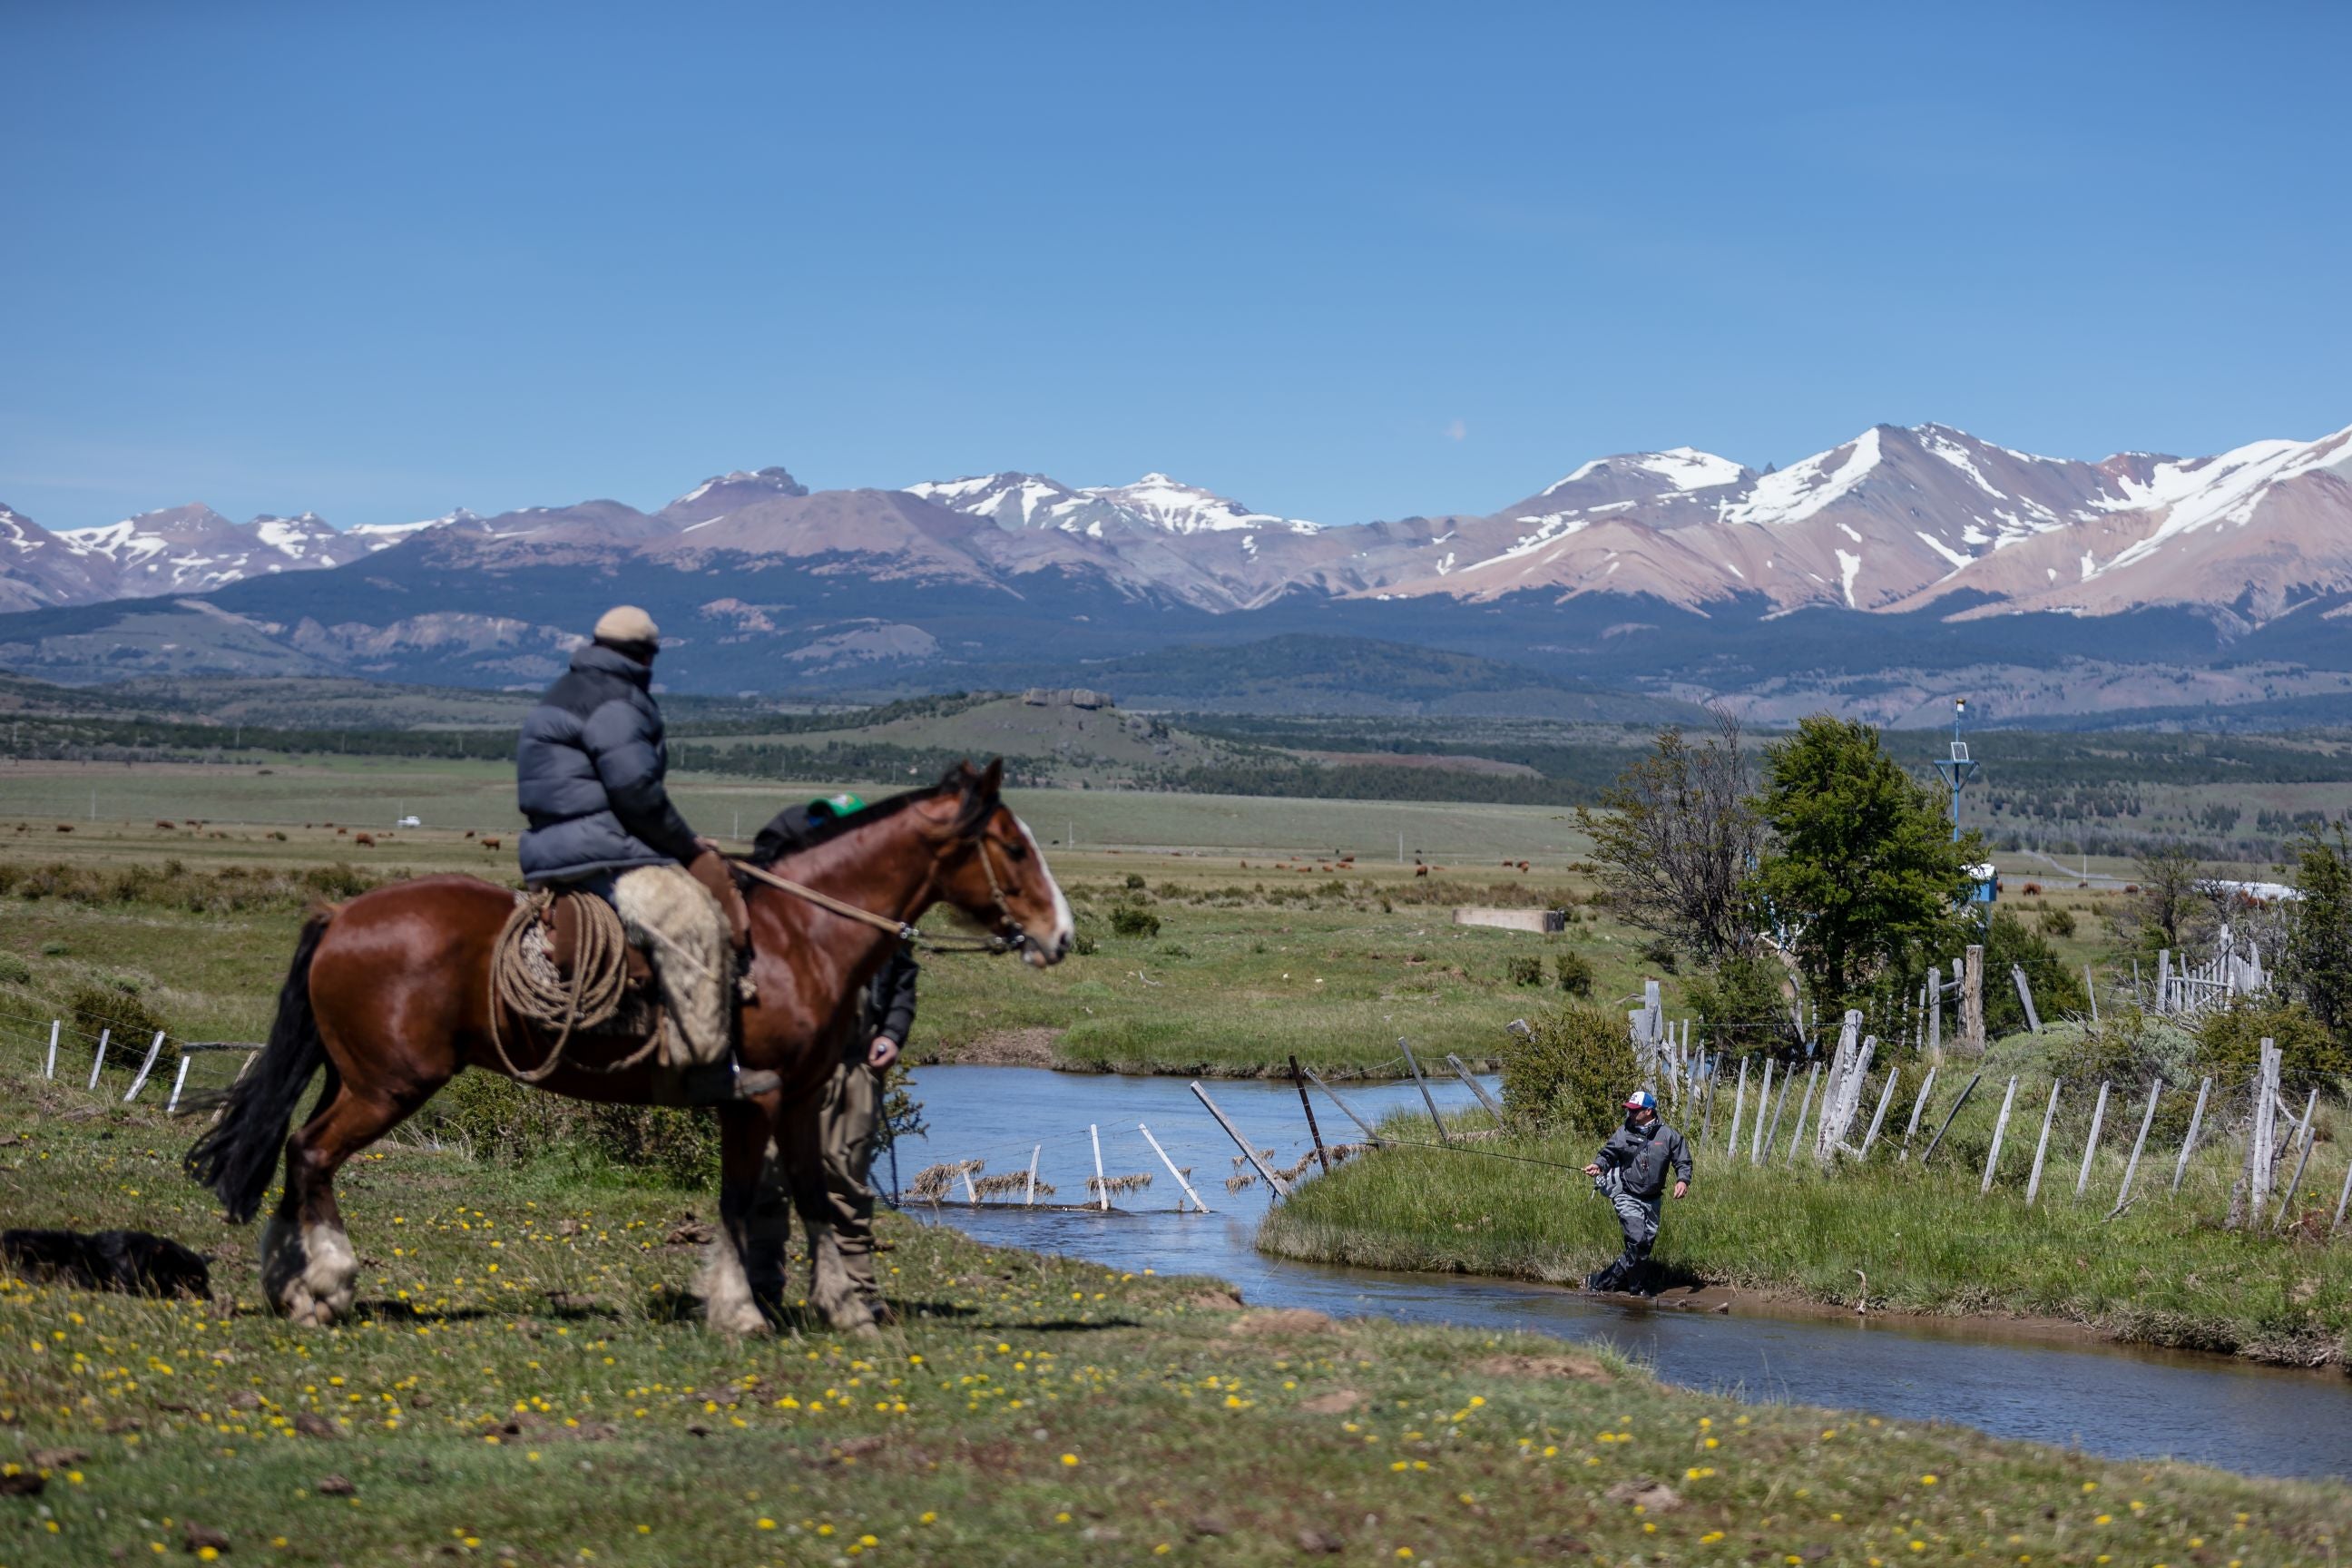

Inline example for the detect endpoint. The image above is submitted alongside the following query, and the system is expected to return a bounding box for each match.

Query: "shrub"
[1504,956,1544,986]
[1500,1002,1641,1136]
[1981,909,2089,1036]
[2039,906,2077,939]
[1688,951,1790,1058]
[1073,932,1098,957]
[0,953,30,985]
[2195,998,2351,1102]
[1553,948,1594,997]
[1108,905,1161,939]
[421,1073,720,1190]
[1123,872,1147,891]
[1637,936,1680,975]
[67,981,172,1074]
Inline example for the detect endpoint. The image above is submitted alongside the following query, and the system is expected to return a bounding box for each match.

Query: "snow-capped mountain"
[54,505,378,596]
[907,472,1321,539]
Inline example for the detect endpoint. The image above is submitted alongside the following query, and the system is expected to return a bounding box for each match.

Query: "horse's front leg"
[697,1103,773,1338]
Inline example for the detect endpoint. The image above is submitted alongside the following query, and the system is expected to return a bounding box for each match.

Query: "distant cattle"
[353,832,375,847]
[482,837,502,851]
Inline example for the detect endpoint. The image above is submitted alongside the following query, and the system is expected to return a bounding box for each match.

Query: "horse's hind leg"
[262,1079,416,1327]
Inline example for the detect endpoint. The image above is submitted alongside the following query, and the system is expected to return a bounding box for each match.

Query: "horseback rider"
[514,606,762,1104]
[743,792,915,1323]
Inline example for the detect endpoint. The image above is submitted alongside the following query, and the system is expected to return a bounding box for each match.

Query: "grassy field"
[5,1078,2351,1565]
[1259,1035,2352,1367]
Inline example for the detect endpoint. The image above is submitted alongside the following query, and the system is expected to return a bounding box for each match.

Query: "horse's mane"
[748,764,995,865]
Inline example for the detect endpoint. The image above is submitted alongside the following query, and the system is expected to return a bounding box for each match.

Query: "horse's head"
[928,759,1074,966]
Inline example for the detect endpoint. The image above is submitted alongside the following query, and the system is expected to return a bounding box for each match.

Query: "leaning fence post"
[1859,1066,1899,1160]
[1785,1062,1821,1167]
[122,1031,167,1102]
[1699,1053,1719,1146]
[2024,1080,2062,1204]
[2084,964,2099,1024]
[1289,1054,1333,1173]
[2013,967,2042,1034]
[1137,1122,1209,1213]
[1750,1058,1775,1164]
[44,1020,59,1080]
[2171,1076,2212,1194]
[963,1163,982,1205]
[86,1028,111,1091]
[1724,1057,1749,1155]
[2075,1081,2111,1198]
[1760,1063,1794,1167]
[2108,1078,2163,1219]
[1899,1065,1936,1161]
[1918,1072,1982,1166]
[164,1054,194,1114]
[2334,1144,2352,1235]
[1397,1038,1450,1147]
[1302,1065,1385,1145]
[1024,1143,1041,1206]
[1445,1053,1506,1128]
[1191,1081,1290,1197]
[1981,1075,2020,1194]
[2274,1086,2322,1229]
[1089,1123,1109,1211]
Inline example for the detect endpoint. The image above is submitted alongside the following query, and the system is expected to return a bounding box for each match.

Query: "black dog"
[1,1229,211,1298]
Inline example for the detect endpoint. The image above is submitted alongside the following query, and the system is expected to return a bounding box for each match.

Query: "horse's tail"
[184,906,339,1224]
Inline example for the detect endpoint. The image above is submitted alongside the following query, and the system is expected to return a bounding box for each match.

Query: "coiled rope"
[486,889,653,1083]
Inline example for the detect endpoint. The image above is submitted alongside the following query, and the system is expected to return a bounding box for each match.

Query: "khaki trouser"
[610,863,731,1070]
[745,1046,884,1308]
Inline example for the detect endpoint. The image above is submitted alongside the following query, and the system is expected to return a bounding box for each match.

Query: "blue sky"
[5,2,2347,533]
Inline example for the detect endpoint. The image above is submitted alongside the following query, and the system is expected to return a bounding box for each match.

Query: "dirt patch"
[1298,1388,1362,1415]
[1230,1308,1333,1337]
[941,1028,1061,1066]
[1475,1352,1610,1383]
[1603,1479,1681,1512]
[1186,1289,1245,1311]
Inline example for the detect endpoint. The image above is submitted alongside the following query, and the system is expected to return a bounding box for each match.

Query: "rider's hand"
[694,835,723,854]
[1672,1181,1689,1200]
[867,1035,900,1070]
[1582,1162,1602,1177]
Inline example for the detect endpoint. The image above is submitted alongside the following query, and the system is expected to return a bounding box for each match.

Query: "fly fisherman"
[1582,1089,1690,1294]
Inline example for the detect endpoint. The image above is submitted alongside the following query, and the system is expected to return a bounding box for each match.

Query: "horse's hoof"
[708,1304,770,1338]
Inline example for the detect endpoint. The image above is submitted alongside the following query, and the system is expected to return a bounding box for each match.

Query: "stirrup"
[659,1063,781,1107]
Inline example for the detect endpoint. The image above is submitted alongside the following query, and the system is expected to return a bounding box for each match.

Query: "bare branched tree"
[2110,842,2213,955]
[1575,706,1761,963]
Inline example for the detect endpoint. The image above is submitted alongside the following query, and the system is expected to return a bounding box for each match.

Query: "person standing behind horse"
[742,793,916,1323]
[514,606,757,1104]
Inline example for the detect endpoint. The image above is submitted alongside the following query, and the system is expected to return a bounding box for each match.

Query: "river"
[895,1064,2351,1482]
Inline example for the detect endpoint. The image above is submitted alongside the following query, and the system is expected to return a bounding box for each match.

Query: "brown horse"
[185,760,1072,1333]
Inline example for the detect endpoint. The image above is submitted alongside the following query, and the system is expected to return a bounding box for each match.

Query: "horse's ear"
[978,757,1004,798]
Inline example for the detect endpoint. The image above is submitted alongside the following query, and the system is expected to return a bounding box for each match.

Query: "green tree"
[2282,820,2352,1040]
[1748,715,1975,1011]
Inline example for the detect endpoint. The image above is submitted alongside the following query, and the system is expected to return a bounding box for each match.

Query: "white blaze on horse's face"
[1013,814,1075,966]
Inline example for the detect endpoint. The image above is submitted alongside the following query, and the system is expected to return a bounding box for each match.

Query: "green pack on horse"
[184,608,1073,1335]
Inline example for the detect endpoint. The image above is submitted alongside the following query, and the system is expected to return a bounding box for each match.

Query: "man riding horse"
[514,605,771,1104]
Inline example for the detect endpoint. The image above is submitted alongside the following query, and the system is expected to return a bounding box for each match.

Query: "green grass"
[1259,1072,2352,1367]
[5,1077,2351,1565]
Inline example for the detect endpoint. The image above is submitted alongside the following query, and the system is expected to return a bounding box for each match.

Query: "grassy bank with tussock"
[6,1074,2352,1565]
[1259,1086,2352,1367]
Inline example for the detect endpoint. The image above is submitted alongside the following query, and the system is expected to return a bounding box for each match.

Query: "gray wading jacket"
[1592,1118,1692,1200]
[514,644,701,884]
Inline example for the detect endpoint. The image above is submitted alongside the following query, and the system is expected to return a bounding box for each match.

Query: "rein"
[730,846,1025,956]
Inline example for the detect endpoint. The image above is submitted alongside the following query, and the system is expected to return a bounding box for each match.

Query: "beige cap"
[593,605,659,646]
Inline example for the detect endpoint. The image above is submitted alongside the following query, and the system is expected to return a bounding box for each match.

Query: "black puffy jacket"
[753,803,919,1046]
[514,644,701,883]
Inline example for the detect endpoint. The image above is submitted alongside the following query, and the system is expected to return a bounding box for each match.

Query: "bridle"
[728,829,1031,956]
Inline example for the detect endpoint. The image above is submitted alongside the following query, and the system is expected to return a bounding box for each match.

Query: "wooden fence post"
[1981,1075,2020,1194]
[1919,1072,1981,1166]
[44,1020,59,1080]
[2171,1076,2212,1194]
[122,1031,167,1102]
[1749,1058,1775,1165]
[2012,967,2041,1034]
[964,1164,983,1205]
[85,1027,111,1091]
[2334,1145,2352,1235]
[1444,1053,1506,1129]
[1725,1057,1749,1155]
[2084,964,2100,1024]
[2075,1081,2111,1198]
[165,1054,194,1114]
[1899,1064,1936,1161]
[1786,1062,1821,1166]
[1860,1066,1899,1159]
[1926,968,1941,1057]
[2155,950,2172,1014]
[1191,1082,1290,1197]
[1090,1123,1109,1211]
[1024,1144,1041,1206]
[1303,1065,1385,1146]
[2109,1078,2163,1220]
[2232,1040,2281,1229]
[2024,1080,2062,1205]
[1699,1054,1718,1147]
[2275,1086,2321,1229]
[1137,1122,1209,1213]
[1289,1055,1333,1174]
[1961,946,1985,1051]
[1397,1038,1450,1147]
